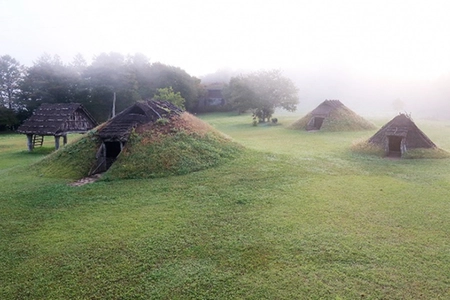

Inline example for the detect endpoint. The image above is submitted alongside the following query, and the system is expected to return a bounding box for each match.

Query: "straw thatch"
[368,113,436,157]
[96,100,183,142]
[17,103,97,136]
[17,103,97,150]
[290,100,375,131]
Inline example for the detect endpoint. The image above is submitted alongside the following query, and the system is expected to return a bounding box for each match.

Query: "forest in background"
[0,53,205,129]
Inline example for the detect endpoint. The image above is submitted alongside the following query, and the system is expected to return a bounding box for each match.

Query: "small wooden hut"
[368,113,436,157]
[17,103,97,151]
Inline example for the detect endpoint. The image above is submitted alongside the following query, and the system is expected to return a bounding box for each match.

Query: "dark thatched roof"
[96,100,183,142]
[309,99,345,116]
[369,113,436,149]
[17,103,97,136]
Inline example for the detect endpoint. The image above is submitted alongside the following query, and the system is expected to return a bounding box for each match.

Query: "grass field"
[1,112,450,299]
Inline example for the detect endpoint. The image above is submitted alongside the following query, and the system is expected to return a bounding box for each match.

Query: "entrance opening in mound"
[90,141,125,175]
[388,136,402,157]
[105,142,122,169]
[314,117,325,129]
[307,117,325,130]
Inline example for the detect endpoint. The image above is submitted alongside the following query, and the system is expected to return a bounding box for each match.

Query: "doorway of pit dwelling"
[105,142,122,169]
[313,117,325,129]
[387,135,402,157]
[90,141,124,175]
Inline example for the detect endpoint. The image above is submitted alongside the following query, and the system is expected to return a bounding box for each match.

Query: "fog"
[2,0,450,119]
[201,66,450,119]
[285,67,450,119]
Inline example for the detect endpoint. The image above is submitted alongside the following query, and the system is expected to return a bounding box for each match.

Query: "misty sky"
[2,0,450,80]
[2,0,450,117]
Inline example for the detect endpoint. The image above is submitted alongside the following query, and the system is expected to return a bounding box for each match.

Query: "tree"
[70,53,88,76]
[68,54,91,108]
[127,53,153,100]
[146,63,203,112]
[0,106,19,131]
[83,52,140,121]
[19,54,81,111]
[222,75,258,114]
[153,87,185,109]
[0,55,24,109]
[223,70,299,122]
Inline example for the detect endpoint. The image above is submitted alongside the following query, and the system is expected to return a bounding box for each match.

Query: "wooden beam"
[55,136,60,150]
[27,134,33,151]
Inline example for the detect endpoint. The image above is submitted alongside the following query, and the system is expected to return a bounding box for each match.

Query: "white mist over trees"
[222,70,299,122]
[2,52,204,125]
[200,65,450,119]
[3,1,450,115]
[3,46,450,132]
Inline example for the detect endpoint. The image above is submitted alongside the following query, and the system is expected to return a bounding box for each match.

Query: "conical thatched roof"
[368,114,436,156]
[309,99,344,116]
[289,100,375,131]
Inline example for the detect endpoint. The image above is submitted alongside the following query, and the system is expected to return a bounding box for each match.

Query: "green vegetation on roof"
[104,128,242,180]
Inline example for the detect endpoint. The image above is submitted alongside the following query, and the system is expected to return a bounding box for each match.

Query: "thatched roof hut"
[290,100,375,131]
[368,113,436,157]
[17,103,97,150]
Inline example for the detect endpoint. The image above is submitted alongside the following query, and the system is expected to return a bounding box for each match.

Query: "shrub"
[350,139,384,156]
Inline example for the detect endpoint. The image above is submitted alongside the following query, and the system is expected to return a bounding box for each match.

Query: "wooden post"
[27,134,33,151]
[112,92,116,118]
[55,136,60,150]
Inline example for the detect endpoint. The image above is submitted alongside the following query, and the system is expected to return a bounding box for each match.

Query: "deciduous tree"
[83,52,139,121]
[223,70,299,122]
[0,55,24,109]
[153,87,185,109]
[19,54,80,111]
[222,76,257,114]
[146,63,203,111]
[0,106,19,130]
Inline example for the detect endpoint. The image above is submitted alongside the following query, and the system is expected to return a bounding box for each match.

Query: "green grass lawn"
[1,113,450,299]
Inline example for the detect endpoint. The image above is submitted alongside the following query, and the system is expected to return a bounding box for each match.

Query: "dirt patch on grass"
[69,173,102,186]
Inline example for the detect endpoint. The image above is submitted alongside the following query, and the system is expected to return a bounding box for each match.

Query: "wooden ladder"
[32,135,44,147]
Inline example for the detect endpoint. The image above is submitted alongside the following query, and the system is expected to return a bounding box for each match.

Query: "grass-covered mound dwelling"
[289,99,376,131]
[32,101,243,180]
[103,113,242,180]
